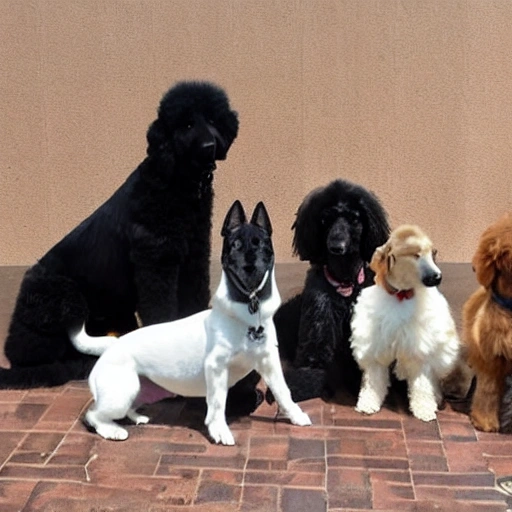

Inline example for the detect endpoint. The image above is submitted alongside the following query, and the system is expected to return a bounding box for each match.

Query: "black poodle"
[270,179,390,403]
[0,80,240,389]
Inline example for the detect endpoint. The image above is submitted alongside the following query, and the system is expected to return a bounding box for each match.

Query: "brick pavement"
[0,264,511,511]
[0,380,511,511]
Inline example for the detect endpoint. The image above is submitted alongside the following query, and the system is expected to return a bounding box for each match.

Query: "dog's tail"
[0,357,97,389]
[69,324,118,356]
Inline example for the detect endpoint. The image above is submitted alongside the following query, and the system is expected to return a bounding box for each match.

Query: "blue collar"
[492,288,512,312]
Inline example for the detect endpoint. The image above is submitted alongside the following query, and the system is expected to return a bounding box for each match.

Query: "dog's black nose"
[329,243,347,256]
[422,272,442,287]
[243,265,256,275]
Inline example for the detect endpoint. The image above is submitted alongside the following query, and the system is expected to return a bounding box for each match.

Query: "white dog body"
[82,271,310,445]
[350,225,460,422]
[78,199,312,446]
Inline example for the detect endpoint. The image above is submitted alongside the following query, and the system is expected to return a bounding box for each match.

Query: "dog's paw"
[410,403,437,422]
[84,413,130,441]
[470,411,500,432]
[126,409,150,425]
[288,410,312,427]
[275,405,312,426]
[208,420,235,446]
[355,393,382,415]
[96,424,129,441]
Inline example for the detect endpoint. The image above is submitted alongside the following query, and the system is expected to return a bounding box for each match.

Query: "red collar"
[384,280,414,301]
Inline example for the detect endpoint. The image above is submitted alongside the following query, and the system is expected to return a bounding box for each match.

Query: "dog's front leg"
[356,364,390,415]
[407,366,439,422]
[204,349,235,445]
[257,346,311,427]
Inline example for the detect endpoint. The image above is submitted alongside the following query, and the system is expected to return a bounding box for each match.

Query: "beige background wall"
[1,0,511,265]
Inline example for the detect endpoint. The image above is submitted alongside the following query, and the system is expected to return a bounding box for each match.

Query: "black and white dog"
[71,201,311,445]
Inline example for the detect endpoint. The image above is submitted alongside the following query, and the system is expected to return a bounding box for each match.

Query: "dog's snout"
[243,264,256,275]
[422,271,442,287]
[329,242,347,256]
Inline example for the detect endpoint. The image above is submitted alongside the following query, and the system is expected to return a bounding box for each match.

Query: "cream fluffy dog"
[350,225,460,422]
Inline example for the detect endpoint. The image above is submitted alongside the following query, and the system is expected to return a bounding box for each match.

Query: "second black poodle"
[0,80,239,389]
[271,179,390,403]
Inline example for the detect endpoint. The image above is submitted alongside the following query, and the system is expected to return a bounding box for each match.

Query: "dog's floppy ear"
[292,187,328,262]
[473,214,512,287]
[222,200,247,236]
[215,109,240,160]
[357,188,391,262]
[370,242,393,286]
[472,238,499,288]
[146,119,168,157]
[250,202,272,235]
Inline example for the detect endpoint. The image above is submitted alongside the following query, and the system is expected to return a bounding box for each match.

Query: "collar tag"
[249,296,260,314]
[247,326,265,343]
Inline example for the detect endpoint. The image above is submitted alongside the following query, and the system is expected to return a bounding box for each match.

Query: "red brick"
[0,403,48,430]
[245,469,325,487]
[241,485,279,512]
[158,453,246,471]
[249,435,289,460]
[0,480,38,511]
[0,463,86,482]
[402,416,442,441]
[443,439,489,472]
[0,431,26,466]
[412,471,495,488]
[328,455,409,470]
[371,478,415,509]
[288,437,325,460]
[327,429,407,458]
[245,459,287,471]
[327,468,372,509]
[195,479,241,504]
[281,487,327,512]
[438,419,478,441]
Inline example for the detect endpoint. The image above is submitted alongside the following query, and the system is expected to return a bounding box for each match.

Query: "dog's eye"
[413,253,421,259]
[432,249,438,261]
[251,237,260,247]
[232,239,242,250]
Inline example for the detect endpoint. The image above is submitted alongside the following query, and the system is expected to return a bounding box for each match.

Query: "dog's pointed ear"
[250,202,272,235]
[222,200,246,236]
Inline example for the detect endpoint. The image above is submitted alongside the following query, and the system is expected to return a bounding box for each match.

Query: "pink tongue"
[357,266,365,284]
[338,285,354,297]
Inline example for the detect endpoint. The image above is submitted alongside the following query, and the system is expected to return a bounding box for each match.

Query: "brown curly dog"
[462,214,512,432]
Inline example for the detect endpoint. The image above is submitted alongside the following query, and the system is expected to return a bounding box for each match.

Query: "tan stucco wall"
[1,0,511,265]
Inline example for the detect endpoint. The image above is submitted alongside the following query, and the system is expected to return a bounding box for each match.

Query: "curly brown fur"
[462,214,512,432]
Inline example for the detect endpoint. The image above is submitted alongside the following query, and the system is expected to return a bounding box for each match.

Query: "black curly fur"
[0,80,239,389]
[272,179,390,403]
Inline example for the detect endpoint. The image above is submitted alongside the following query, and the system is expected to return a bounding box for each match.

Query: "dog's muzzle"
[422,271,442,287]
